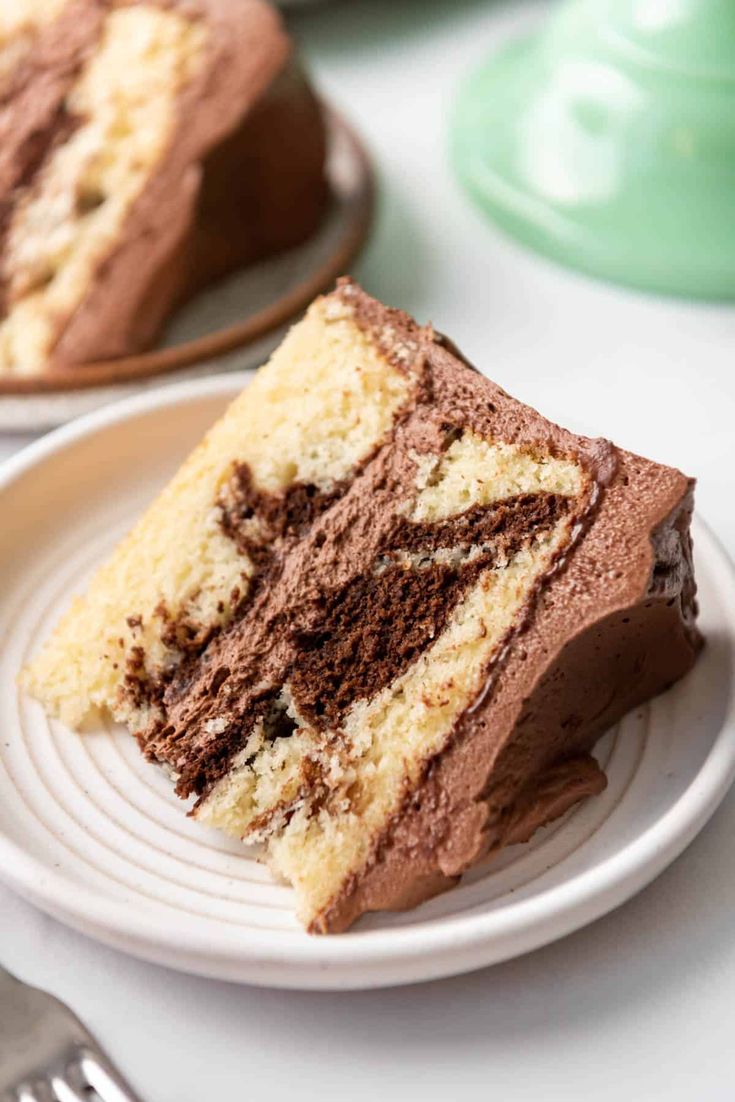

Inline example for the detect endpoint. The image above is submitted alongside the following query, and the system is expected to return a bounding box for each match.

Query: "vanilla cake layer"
[24,294,418,730]
[0,0,326,376]
[24,280,702,932]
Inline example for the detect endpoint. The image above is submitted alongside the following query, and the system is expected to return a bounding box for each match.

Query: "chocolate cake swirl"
[23,280,701,933]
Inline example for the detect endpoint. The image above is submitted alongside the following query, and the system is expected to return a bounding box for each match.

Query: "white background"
[2,1,735,1099]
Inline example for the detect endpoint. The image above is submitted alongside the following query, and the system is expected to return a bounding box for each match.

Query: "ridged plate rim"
[0,374,733,990]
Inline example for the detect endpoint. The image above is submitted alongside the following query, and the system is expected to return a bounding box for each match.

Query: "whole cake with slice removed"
[0,0,326,377]
[23,279,702,933]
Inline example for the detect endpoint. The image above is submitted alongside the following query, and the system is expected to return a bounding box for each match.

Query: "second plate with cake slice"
[0,0,374,430]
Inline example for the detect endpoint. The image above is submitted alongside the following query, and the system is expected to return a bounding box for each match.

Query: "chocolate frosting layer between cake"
[0,0,327,373]
[22,277,702,934]
[306,282,701,932]
[52,0,291,368]
[127,281,700,935]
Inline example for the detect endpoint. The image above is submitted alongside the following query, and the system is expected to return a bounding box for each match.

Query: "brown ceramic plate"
[0,109,373,430]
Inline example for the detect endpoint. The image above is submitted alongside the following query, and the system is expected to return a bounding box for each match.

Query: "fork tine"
[79,1050,143,1102]
[16,1082,54,1102]
[49,1078,88,1102]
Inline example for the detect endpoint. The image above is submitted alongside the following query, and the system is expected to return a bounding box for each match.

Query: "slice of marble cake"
[0,0,326,376]
[24,279,702,933]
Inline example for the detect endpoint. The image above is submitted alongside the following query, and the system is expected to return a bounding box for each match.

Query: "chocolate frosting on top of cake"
[291,282,699,932]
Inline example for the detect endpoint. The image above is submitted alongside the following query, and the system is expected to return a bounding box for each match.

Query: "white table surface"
[2,2,735,1099]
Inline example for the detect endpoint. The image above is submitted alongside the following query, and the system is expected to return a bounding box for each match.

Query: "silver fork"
[0,965,142,1102]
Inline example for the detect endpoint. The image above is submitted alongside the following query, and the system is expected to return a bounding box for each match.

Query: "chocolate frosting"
[136,279,700,932]
[289,493,571,732]
[307,282,701,933]
[0,1,105,313]
[56,0,289,367]
[0,1,327,371]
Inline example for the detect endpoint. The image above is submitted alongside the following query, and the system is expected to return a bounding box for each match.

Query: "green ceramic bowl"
[452,0,735,299]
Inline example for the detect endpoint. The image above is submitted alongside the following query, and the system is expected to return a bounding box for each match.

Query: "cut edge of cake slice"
[0,0,326,376]
[23,278,702,934]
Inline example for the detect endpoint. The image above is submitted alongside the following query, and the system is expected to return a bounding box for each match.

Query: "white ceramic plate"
[1,375,733,990]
